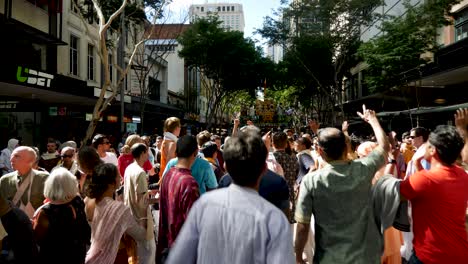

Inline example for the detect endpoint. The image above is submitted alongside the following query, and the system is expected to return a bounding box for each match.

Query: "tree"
[73,0,170,146]
[219,90,255,122]
[358,0,460,92]
[178,16,266,128]
[258,0,380,125]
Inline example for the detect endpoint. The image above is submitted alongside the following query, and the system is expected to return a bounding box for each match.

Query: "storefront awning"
[377,102,468,117]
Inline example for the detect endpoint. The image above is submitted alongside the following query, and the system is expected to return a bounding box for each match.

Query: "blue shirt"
[163,157,218,194]
[167,184,295,264]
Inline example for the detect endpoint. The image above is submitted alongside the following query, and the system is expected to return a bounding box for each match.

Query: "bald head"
[13,146,36,162]
[10,146,36,174]
[317,128,347,161]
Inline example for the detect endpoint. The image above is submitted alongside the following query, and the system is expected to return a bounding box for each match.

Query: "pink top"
[85,197,145,264]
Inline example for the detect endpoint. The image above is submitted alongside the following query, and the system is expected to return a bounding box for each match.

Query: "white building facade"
[189,2,245,32]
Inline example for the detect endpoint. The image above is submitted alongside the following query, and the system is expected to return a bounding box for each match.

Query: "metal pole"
[119,8,126,135]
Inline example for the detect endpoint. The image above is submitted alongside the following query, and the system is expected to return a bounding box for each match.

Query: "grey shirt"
[167,184,295,264]
[295,147,386,264]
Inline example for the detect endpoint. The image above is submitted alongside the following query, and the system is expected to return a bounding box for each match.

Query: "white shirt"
[167,184,295,264]
[100,152,118,166]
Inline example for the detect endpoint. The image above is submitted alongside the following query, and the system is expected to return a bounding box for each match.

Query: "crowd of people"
[0,105,466,264]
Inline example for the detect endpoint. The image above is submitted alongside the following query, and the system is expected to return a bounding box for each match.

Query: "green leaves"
[358,0,460,92]
[79,0,150,31]
[178,16,266,93]
[257,0,382,121]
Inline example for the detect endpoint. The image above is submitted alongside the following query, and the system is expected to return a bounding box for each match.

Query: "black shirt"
[218,170,290,211]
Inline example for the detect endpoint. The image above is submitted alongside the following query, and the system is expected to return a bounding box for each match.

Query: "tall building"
[189,2,245,32]
[267,44,283,63]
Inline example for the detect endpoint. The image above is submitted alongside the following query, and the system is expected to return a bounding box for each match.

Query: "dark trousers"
[408,251,424,264]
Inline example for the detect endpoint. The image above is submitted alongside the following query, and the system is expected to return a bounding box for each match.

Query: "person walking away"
[161,131,218,194]
[166,129,294,264]
[123,144,156,264]
[157,136,200,263]
[272,131,298,223]
[33,168,90,264]
[294,137,315,186]
[295,105,390,263]
[158,118,181,183]
[201,142,225,182]
[0,193,37,263]
[399,110,468,263]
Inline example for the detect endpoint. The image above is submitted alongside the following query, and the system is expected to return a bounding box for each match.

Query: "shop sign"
[49,107,58,116]
[17,66,54,87]
[132,116,141,124]
[123,116,132,123]
[107,115,118,123]
[0,101,18,109]
[58,107,66,116]
[126,123,137,133]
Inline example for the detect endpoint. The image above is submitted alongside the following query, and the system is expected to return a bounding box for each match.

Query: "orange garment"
[158,139,175,182]
[401,143,415,165]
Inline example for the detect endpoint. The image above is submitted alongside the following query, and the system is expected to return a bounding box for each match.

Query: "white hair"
[60,146,75,156]
[44,168,79,202]
[61,141,77,150]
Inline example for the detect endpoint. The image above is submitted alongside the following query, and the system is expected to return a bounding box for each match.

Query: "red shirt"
[117,153,152,178]
[400,166,468,263]
[156,167,199,261]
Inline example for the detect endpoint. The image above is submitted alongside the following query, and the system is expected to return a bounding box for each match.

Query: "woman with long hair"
[77,147,103,197]
[84,163,146,264]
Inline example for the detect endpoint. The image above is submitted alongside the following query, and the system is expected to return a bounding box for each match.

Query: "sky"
[165,0,284,42]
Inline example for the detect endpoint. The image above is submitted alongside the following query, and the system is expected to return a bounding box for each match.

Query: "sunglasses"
[408,136,419,139]
[62,154,73,158]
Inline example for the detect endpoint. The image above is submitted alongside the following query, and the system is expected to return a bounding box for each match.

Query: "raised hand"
[262,130,272,151]
[233,118,240,127]
[342,121,349,132]
[455,108,468,134]
[357,104,377,124]
[388,131,400,160]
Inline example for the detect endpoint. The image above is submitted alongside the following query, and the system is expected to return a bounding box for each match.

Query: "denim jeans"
[408,252,424,264]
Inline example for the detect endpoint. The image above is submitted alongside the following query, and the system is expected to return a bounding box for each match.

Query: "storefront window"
[455,9,468,42]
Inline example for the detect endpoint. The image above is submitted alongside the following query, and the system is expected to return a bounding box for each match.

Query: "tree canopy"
[358,0,460,92]
[178,16,269,127]
[257,0,380,124]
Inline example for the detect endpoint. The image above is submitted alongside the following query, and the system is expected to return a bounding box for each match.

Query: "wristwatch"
[388,159,397,164]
